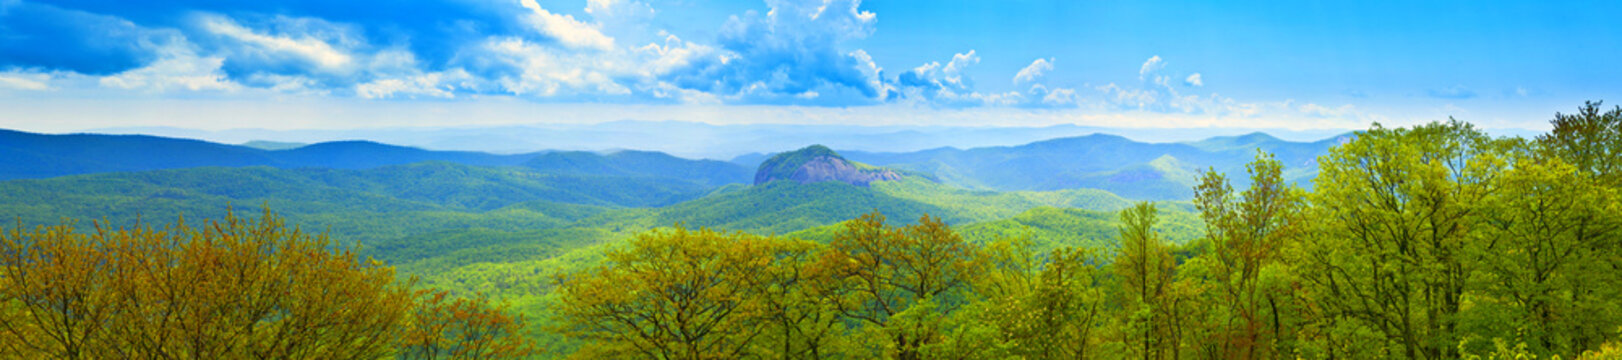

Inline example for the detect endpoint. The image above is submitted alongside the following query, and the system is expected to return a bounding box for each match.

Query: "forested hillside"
[1,102,1619,359]
[544,104,1622,359]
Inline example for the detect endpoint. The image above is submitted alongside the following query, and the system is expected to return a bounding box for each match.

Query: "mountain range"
[0,127,1314,351]
[0,128,1347,201]
[85,121,1370,159]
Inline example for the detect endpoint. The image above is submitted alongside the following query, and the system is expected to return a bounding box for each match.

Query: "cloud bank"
[0,0,1380,128]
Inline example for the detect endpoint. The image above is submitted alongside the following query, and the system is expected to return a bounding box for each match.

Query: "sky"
[0,0,1618,133]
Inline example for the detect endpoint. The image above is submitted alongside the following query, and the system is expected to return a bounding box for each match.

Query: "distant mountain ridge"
[736,132,1352,200]
[1,127,1349,200]
[90,121,1375,159]
[0,129,540,180]
[523,150,751,186]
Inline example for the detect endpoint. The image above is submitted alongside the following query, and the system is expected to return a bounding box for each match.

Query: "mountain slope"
[0,162,709,248]
[0,129,280,179]
[830,132,1346,200]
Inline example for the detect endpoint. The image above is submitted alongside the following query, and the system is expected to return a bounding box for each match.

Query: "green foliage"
[0,209,537,359]
[1538,101,1622,186]
[7,101,1622,360]
[956,206,1203,254]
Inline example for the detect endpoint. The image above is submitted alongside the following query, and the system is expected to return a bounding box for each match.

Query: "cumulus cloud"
[199,15,354,71]
[519,0,615,51]
[632,33,713,77]
[897,51,976,92]
[1138,55,1164,81]
[1025,84,1078,106]
[892,50,1032,107]
[0,0,1382,121]
[660,0,885,104]
[479,37,629,97]
[1013,58,1053,84]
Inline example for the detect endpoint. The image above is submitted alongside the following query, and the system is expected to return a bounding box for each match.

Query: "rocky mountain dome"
[754,145,902,187]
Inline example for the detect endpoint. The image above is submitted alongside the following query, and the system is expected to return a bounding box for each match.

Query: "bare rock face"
[754,145,903,187]
[786,156,902,186]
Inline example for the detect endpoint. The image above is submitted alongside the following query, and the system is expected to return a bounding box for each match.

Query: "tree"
[0,209,417,359]
[1305,120,1508,359]
[1194,150,1307,359]
[742,238,843,359]
[1538,101,1622,187]
[0,208,538,360]
[1472,148,1622,357]
[810,212,982,360]
[1114,202,1178,360]
[400,290,540,360]
[553,226,790,359]
[974,235,1111,360]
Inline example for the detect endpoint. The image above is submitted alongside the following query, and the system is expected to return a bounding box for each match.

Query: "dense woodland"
[2,102,1621,359]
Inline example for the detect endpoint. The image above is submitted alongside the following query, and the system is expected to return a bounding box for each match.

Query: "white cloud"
[1185,73,1203,87]
[1043,88,1078,106]
[200,15,353,71]
[895,50,1030,107]
[483,37,630,97]
[0,72,50,91]
[942,50,978,88]
[1096,82,1158,109]
[900,50,978,93]
[849,49,892,101]
[632,33,712,76]
[99,44,239,92]
[1013,58,1053,84]
[1138,55,1164,81]
[520,0,615,51]
[657,0,885,104]
[1027,84,1078,106]
[356,73,457,99]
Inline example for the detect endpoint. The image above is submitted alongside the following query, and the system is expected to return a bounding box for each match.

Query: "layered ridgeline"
[0,129,541,180]
[735,132,1350,200]
[524,150,751,187]
[5,127,1347,201]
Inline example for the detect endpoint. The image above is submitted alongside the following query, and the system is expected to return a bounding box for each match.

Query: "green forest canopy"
[1,101,1620,359]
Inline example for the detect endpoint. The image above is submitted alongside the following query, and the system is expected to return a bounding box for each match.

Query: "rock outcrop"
[754,145,903,187]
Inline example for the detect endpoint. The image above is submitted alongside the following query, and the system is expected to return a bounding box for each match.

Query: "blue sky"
[0,0,1617,132]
